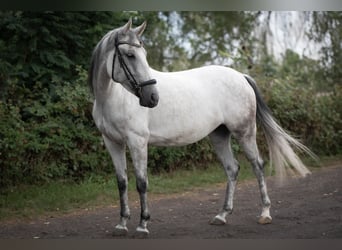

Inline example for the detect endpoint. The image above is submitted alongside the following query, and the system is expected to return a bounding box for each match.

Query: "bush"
[147,139,216,174]
[259,78,342,156]
[0,67,112,188]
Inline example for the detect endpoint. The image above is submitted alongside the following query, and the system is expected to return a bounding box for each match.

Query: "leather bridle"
[112,35,157,97]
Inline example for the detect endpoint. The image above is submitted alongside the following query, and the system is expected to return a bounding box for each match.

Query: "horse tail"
[244,74,316,181]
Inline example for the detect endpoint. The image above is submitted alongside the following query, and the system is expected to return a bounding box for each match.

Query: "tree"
[126,12,259,71]
[178,12,258,68]
[0,11,129,99]
[309,12,342,88]
[128,12,185,71]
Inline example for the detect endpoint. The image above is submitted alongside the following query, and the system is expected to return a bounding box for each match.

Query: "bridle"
[112,35,157,97]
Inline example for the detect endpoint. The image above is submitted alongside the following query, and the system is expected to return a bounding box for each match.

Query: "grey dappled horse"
[89,19,313,236]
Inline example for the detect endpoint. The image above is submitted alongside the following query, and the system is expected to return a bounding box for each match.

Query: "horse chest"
[93,100,149,143]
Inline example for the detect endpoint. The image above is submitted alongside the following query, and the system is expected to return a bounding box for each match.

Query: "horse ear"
[133,21,147,37]
[122,18,132,34]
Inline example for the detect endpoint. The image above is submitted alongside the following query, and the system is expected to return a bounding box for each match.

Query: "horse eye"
[126,52,135,58]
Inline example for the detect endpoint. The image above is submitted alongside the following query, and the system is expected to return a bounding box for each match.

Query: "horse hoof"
[210,215,226,225]
[135,226,149,238]
[113,225,128,236]
[258,216,272,225]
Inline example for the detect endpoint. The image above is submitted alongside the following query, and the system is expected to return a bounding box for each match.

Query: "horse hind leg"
[209,125,240,225]
[237,126,272,225]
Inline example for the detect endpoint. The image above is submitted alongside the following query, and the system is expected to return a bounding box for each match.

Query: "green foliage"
[309,12,342,88]
[0,11,126,98]
[0,11,341,190]
[179,12,257,66]
[0,67,112,188]
[252,50,342,156]
[147,139,216,173]
[0,11,129,188]
[262,80,341,155]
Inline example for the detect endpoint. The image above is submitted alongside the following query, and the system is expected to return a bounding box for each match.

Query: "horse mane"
[88,29,119,97]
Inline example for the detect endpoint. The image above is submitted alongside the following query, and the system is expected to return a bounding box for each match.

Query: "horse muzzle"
[139,89,159,108]
[138,79,159,108]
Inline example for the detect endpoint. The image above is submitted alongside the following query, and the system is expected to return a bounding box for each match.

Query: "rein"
[112,35,157,97]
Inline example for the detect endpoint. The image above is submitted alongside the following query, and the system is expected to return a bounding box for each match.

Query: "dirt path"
[1,165,341,239]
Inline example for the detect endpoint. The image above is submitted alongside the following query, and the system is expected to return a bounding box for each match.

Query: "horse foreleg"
[103,136,130,235]
[127,136,150,236]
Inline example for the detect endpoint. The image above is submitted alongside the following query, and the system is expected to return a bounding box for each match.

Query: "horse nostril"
[150,93,159,107]
[151,93,158,103]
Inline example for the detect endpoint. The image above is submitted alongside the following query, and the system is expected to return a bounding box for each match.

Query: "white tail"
[244,75,317,181]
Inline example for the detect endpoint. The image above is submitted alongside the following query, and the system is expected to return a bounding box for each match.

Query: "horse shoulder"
[93,85,150,143]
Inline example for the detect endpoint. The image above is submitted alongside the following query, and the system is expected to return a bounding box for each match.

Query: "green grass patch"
[0,177,118,221]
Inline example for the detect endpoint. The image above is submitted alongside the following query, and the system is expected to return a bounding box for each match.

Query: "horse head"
[112,18,159,108]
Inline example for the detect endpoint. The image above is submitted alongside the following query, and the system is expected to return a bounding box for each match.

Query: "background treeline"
[0,11,341,188]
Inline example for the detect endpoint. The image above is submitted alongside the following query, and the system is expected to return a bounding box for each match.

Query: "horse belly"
[148,128,216,146]
[148,127,214,146]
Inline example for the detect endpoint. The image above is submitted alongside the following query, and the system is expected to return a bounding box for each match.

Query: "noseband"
[112,35,157,97]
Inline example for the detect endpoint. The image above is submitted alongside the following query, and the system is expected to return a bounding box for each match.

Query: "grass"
[0,154,338,222]
[0,177,118,221]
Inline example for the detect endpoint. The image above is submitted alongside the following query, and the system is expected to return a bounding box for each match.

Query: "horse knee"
[117,176,128,195]
[136,177,148,194]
